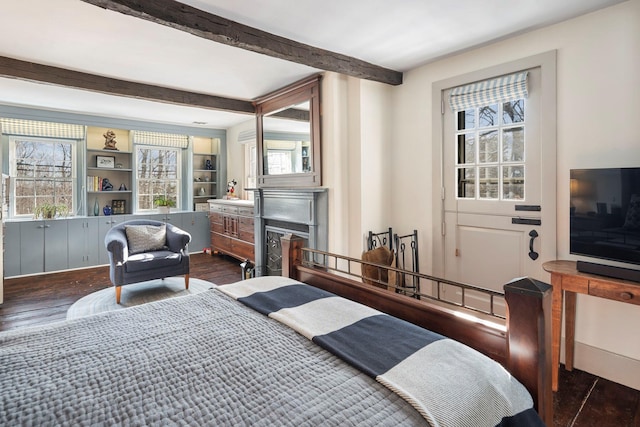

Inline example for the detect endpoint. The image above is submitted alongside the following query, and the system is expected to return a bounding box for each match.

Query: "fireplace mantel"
[253,188,328,276]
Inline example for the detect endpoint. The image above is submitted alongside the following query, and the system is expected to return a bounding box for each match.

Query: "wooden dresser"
[209,199,255,262]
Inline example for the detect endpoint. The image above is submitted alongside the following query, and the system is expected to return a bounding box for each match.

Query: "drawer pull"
[620,292,633,300]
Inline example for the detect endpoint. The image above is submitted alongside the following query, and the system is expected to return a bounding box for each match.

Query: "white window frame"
[135,145,182,211]
[454,99,526,201]
[9,136,77,218]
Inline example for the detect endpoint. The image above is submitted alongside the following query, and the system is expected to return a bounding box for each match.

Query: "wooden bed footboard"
[281,234,553,425]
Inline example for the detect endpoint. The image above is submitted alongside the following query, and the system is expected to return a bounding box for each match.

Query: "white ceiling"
[0,0,625,130]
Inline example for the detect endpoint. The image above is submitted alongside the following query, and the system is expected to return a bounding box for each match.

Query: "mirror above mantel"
[255,75,321,188]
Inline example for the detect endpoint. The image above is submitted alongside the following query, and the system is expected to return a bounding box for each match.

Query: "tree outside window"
[136,146,180,210]
[11,138,74,217]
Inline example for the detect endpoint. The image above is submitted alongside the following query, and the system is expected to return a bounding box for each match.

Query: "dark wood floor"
[1,253,639,426]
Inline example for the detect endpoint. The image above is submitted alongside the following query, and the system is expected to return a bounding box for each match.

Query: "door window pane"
[502,127,525,162]
[502,100,524,124]
[478,104,498,127]
[454,99,526,200]
[457,133,475,164]
[479,166,499,199]
[479,130,498,163]
[503,165,525,200]
[457,167,476,199]
[457,110,475,130]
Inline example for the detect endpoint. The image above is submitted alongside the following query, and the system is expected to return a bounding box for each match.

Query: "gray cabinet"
[19,220,68,275]
[3,212,208,277]
[67,217,100,269]
[181,211,209,252]
[4,222,21,277]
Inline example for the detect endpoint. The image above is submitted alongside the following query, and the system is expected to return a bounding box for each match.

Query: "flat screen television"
[570,167,640,269]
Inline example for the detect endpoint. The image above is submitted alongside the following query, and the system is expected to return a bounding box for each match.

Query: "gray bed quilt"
[0,280,426,426]
[220,276,545,427]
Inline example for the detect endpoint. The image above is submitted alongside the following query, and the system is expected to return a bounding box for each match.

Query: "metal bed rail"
[301,247,506,320]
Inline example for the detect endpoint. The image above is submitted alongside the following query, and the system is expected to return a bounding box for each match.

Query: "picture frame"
[96,155,115,169]
[111,199,126,215]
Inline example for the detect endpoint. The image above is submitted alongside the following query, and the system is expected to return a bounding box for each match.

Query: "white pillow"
[125,224,167,254]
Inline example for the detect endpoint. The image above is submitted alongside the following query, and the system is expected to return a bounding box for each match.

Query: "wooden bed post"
[281,234,304,279]
[504,277,553,426]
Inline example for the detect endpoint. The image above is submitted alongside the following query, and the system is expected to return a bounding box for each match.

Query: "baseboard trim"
[561,341,640,390]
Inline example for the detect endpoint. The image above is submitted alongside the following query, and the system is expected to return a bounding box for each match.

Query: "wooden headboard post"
[504,277,553,426]
[281,234,305,278]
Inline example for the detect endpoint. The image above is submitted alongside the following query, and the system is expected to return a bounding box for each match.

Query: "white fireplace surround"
[253,188,328,276]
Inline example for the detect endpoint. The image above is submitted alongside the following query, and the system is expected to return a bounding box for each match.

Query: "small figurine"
[205,159,213,170]
[118,183,127,191]
[102,178,113,191]
[226,179,237,198]
[103,130,119,150]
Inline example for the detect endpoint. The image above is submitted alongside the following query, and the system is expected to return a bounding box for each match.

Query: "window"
[136,146,181,210]
[266,150,293,175]
[10,137,75,216]
[455,99,525,200]
[245,143,256,199]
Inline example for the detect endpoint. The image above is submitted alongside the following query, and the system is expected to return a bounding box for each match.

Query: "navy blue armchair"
[105,219,191,304]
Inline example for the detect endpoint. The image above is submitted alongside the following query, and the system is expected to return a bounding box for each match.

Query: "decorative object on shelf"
[195,177,201,182]
[205,159,213,170]
[118,183,127,191]
[94,198,100,216]
[111,199,126,215]
[96,155,115,168]
[199,187,206,196]
[115,162,123,169]
[34,202,69,219]
[103,130,119,150]
[225,179,238,199]
[101,178,113,191]
[154,195,176,214]
[203,176,209,182]
[103,204,112,216]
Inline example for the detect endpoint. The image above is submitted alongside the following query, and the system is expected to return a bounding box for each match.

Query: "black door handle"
[529,230,539,260]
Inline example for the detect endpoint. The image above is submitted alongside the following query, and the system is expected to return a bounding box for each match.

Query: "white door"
[436,64,556,301]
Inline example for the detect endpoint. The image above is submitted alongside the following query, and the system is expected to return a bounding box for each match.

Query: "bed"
[0,235,552,426]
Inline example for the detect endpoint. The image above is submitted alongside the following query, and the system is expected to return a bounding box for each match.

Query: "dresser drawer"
[231,239,255,261]
[238,206,254,217]
[211,233,231,252]
[209,203,223,213]
[562,275,588,293]
[222,206,239,215]
[239,216,254,228]
[588,279,640,305]
[209,212,223,224]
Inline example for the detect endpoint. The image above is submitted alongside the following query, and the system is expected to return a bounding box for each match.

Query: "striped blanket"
[219,276,545,427]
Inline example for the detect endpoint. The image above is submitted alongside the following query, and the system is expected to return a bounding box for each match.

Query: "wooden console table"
[543,260,640,391]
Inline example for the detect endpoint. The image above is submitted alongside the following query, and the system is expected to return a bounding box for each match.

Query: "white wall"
[322,74,394,258]
[317,0,639,388]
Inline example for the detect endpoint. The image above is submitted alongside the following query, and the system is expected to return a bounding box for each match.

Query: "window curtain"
[448,71,529,111]
[132,130,189,148]
[0,118,84,139]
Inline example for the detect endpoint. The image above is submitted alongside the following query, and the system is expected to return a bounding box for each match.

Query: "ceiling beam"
[0,56,255,114]
[80,0,404,86]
